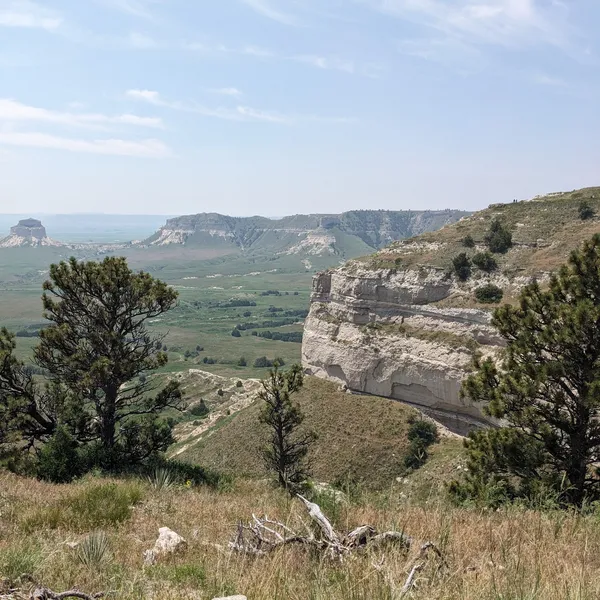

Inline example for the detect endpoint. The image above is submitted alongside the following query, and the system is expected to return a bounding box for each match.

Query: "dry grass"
[2,471,600,599]
[359,187,600,276]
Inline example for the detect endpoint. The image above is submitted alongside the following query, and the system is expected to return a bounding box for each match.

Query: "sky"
[0,0,599,216]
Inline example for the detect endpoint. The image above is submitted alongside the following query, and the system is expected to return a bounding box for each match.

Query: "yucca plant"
[76,531,110,567]
[148,466,175,491]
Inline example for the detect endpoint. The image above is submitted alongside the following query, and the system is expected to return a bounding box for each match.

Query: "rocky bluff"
[302,187,600,434]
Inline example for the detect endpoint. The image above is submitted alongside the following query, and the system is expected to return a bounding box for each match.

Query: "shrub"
[579,200,595,220]
[472,251,498,273]
[452,253,472,281]
[404,418,439,471]
[36,426,82,483]
[231,329,241,338]
[76,531,111,567]
[236,380,243,388]
[237,357,247,367]
[462,234,475,248]
[243,311,252,317]
[217,389,224,397]
[189,399,209,417]
[195,345,203,352]
[147,466,175,491]
[475,284,504,304]
[484,219,513,253]
[254,356,271,368]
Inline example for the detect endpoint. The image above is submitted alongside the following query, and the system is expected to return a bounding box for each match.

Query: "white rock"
[144,527,187,565]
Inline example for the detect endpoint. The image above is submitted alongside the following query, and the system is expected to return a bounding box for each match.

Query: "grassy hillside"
[176,377,430,489]
[363,187,600,275]
[3,471,600,599]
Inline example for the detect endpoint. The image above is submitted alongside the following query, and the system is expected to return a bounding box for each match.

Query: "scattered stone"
[143,527,187,565]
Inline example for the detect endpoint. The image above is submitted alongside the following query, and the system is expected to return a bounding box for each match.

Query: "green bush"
[452,253,472,281]
[404,418,439,471]
[236,380,243,388]
[237,357,247,367]
[189,399,209,417]
[36,426,82,483]
[462,234,475,248]
[472,251,498,273]
[484,219,512,254]
[231,329,241,338]
[579,200,595,221]
[475,284,504,304]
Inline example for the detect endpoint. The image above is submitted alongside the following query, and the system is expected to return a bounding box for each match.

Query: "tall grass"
[3,471,600,599]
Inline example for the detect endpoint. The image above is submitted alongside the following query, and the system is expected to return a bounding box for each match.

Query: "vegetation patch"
[474,284,504,304]
[21,480,144,533]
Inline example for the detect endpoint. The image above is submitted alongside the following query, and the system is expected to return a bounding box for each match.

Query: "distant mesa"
[0,218,63,248]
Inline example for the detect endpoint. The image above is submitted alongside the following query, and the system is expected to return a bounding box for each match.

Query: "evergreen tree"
[258,363,316,491]
[0,328,55,455]
[579,200,595,221]
[452,235,600,507]
[452,253,472,281]
[484,219,513,253]
[33,256,183,469]
[472,251,498,273]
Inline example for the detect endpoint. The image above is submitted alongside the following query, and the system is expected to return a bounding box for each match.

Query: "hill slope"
[173,375,427,489]
[302,187,600,431]
[142,210,470,260]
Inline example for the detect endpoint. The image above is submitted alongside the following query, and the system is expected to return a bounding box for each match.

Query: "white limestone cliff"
[301,264,523,433]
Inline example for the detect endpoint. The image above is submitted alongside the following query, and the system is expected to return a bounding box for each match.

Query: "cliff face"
[302,187,600,433]
[302,266,504,433]
[142,210,470,255]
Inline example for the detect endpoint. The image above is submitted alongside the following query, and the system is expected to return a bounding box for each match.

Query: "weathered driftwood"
[30,589,107,600]
[229,494,412,559]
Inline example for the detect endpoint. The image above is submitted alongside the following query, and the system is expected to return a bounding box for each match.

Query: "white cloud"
[0,131,171,157]
[0,0,62,30]
[533,73,566,87]
[126,89,354,125]
[0,98,164,130]
[98,0,162,19]
[293,55,355,74]
[128,31,158,48]
[361,0,576,55]
[240,0,298,26]
[209,87,243,97]
[242,45,274,58]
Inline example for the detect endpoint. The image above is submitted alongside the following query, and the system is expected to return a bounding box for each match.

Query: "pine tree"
[258,363,316,491]
[33,256,183,468]
[453,235,600,507]
[484,219,513,253]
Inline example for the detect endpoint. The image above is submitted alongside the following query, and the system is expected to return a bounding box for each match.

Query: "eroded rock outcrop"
[302,265,509,433]
[0,218,62,248]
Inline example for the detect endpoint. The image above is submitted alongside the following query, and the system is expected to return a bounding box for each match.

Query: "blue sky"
[0,0,598,215]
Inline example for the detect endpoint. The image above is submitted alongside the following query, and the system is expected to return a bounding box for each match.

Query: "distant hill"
[141,210,470,259]
[0,218,63,248]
